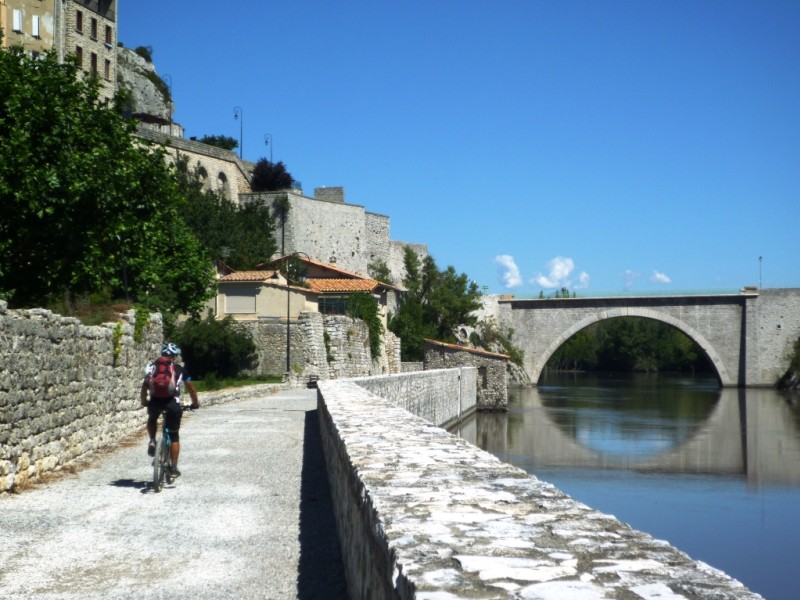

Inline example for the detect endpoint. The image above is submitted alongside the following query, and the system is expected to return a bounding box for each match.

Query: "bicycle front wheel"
[153,437,167,493]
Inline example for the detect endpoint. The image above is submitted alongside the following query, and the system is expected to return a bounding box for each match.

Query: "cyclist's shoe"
[170,466,181,478]
[147,440,156,457]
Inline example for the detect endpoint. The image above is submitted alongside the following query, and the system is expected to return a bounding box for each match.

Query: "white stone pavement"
[0,388,347,600]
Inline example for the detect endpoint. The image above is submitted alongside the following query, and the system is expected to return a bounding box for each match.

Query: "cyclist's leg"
[165,400,183,466]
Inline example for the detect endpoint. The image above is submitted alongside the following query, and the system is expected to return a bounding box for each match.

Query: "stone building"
[1,1,118,102]
[424,339,509,410]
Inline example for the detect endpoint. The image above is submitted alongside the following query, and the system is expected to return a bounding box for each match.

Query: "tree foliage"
[389,247,481,361]
[0,48,214,314]
[548,317,712,374]
[172,312,257,379]
[176,157,278,270]
[198,134,238,152]
[251,159,296,192]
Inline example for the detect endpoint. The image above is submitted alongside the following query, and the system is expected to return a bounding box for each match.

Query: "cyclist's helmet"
[161,342,181,357]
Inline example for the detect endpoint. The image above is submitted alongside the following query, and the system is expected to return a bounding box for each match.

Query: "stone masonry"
[0,300,160,493]
[317,375,764,600]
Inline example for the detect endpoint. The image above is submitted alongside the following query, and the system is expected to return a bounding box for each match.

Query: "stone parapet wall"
[241,312,402,384]
[0,301,160,493]
[424,339,508,410]
[348,367,477,428]
[316,375,763,600]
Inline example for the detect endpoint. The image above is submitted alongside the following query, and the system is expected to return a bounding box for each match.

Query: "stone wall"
[0,300,295,494]
[350,367,477,428]
[424,339,508,410]
[0,301,160,493]
[240,312,403,383]
[316,375,763,600]
[241,189,427,286]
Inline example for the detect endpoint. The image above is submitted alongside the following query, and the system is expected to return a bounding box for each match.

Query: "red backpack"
[148,356,178,398]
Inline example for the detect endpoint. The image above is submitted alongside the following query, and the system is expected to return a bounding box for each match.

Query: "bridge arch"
[532,307,730,385]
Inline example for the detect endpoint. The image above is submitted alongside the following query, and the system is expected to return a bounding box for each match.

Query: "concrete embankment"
[317,371,764,599]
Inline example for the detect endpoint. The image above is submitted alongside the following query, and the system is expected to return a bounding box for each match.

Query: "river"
[451,373,800,600]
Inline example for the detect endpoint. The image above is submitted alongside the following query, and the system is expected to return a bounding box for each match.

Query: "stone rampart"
[316,373,763,600]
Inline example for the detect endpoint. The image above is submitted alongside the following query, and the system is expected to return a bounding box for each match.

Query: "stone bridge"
[495,288,800,387]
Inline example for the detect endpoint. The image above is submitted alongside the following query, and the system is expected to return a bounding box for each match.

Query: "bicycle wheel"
[164,437,173,485]
[153,436,166,493]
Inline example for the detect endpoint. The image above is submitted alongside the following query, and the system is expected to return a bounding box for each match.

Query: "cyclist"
[140,342,199,478]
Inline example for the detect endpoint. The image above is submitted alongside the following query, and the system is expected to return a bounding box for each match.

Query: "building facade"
[1,0,117,101]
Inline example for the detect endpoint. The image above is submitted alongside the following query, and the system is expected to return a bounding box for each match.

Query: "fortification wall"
[316,375,763,600]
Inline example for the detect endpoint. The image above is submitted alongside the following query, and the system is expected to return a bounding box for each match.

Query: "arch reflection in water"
[452,373,800,486]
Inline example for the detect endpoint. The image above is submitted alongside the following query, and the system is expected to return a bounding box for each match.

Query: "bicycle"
[152,405,193,493]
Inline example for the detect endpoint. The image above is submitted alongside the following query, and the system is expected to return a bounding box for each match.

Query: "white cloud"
[494,255,523,289]
[533,256,585,289]
[650,270,672,284]
[622,269,640,290]
[575,271,590,289]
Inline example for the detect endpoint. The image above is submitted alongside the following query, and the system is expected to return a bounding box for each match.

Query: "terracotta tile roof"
[424,338,510,360]
[262,255,369,279]
[218,270,279,282]
[304,278,380,293]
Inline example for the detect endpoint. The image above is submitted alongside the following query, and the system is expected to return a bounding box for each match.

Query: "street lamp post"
[264,133,273,163]
[284,252,310,376]
[233,106,243,158]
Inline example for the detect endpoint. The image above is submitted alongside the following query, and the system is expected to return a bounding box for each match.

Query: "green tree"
[173,312,257,379]
[0,48,214,313]
[251,159,296,192]
[367,259,393,284]
[176,157,277,269]
[198,134,238,152]
[389,247,481,361]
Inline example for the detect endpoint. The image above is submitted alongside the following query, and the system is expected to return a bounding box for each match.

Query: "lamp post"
[233,106,243,158]
[284,251,310,375]
[264,133,273,163]
[163,74,172,134]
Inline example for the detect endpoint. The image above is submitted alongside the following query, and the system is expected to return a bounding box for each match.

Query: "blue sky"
[120,1,799,295]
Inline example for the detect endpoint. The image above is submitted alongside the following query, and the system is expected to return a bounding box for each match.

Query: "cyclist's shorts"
[147,397,182,435]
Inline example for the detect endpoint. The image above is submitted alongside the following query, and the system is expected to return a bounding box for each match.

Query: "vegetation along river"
[452,373,800,600]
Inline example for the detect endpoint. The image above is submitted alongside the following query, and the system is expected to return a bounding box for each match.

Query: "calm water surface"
[452,373,800,600]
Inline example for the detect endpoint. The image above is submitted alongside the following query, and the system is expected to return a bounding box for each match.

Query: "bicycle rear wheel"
[153,437,167,492]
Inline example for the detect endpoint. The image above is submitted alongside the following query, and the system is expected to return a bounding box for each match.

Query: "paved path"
[0,389,348,600]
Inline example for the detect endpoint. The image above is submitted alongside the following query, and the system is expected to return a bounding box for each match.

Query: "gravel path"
[0,389,348,600]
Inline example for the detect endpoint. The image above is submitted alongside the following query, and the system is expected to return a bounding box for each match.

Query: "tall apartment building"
[1,0,117,101]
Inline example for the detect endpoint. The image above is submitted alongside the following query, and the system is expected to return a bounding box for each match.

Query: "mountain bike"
[152,405,193,493]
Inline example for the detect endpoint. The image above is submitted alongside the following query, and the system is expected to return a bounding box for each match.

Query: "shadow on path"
[297,409,349,599]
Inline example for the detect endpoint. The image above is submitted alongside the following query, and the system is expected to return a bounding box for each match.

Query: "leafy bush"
[347,292,383,358]
[173,312,257,379]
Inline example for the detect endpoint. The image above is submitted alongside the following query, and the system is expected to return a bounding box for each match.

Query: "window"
[32,15,41,38]
[226,289,257,314]
[104,59,111,80]
[91,52,98,74]
[12,9,22,32]
[75,46,83,67]
[90,18,98,40]
[319,296,349,315]
[76,10,83,33]
[105,25,113,45]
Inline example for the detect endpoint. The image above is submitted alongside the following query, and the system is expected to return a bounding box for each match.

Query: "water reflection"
[450,374,800,600]
[453,373,800,486]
